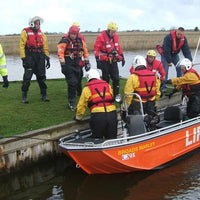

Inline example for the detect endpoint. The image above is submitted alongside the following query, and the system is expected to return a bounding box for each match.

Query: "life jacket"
[170,30,184,53]
[181,69,200,95]
[24,27,43,52]
[146,59,166,81]
[132,69,157,101]
[99,30,122,61]
[0,44,6,68]
[64,35,83,59]
[86,79,114,112]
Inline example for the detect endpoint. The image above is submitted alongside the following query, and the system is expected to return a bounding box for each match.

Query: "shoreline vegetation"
[0,31,199,55]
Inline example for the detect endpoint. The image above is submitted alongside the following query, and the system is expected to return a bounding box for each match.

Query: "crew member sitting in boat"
[74,68,118,139]
[124,55,161,115]
[165,58,200,119]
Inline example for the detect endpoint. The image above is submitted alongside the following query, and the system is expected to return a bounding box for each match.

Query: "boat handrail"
[59,115,200,149]
[123,93,145,117]
[101,116,200,147]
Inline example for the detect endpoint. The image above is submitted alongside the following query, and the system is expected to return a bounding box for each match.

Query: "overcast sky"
[1,0,200,35]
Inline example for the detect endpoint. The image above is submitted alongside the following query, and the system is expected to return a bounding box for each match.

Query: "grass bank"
[0,78,127,137]
[1,31,199,55]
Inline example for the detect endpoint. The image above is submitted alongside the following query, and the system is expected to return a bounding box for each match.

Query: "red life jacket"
[170,30,184,53]
[64,35,83,59]
[132,69,157,101]
[181,69,200,95]
[24,27,43,52]
[98,30,122,61]
[146,59,166,81]
[86,79,114,112]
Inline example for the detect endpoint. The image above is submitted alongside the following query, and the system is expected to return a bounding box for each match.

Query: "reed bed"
[0,31,199,55]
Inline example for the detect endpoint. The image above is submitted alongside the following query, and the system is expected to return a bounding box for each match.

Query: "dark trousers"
[21,53,47,94]
[100,61,119,97]
[77,68,83,96]
[128,100,155,115]
[61,59,82,104]
[187,93,200,118]
[90,111,118,139]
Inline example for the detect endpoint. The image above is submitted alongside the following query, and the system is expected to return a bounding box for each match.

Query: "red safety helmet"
[69,25,79,34]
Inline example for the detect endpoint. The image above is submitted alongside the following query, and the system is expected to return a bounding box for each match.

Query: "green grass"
[0,78,127,137]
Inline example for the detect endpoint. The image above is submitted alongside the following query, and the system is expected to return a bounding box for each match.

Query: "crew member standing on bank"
[94,22,125,98]
[57,25,90,111]
[63,22,86,96]
[0,43,9,88]
[19,16,50,104]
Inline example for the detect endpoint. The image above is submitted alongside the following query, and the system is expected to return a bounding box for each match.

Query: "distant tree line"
[4,27,199,36]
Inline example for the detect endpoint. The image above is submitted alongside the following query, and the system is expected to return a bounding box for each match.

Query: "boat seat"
[126,115,147,136]
[156,106,183,128]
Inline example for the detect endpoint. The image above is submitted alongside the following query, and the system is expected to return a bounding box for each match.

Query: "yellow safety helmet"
[107,22,118,31]
[72,22,80,28]
[147,50,157,57]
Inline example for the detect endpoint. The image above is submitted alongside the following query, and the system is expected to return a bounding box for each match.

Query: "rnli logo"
[122,152,135,160]
[185,126,200,146]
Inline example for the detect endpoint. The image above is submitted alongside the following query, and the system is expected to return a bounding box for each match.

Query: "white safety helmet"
[132,55,146,69]
[179,58,192,70]
[85,69,100,82]
[29,16,44,27]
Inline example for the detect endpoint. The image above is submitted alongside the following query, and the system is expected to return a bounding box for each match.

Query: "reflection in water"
[1,150,200,200]
[0,154,71,200]
[62,150,200,200]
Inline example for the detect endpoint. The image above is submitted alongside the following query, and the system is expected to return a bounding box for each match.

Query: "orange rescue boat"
[59,93,200,174]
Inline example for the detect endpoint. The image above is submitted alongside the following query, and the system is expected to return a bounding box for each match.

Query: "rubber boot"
[41,94,50,102]
[113,85,119,99]
[22,91,29,104]
[2,75,9,88]
[41,90,50,102]
[68,98,77,111]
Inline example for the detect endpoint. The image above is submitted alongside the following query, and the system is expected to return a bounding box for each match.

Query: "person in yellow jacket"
[0,43,9,88]
[57,25,90,111]
[124,55,161,115]
[19,16,50,103]
[165,58,200,118]
[75,69,118,139]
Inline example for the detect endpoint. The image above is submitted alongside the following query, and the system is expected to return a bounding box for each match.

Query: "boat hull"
[60,120,200,174]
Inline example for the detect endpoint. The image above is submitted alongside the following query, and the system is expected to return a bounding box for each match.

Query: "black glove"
[95,56,102,69]
[121,54,125,67]
[161,80,165,87]
[164,79,172,84]
[21,58,27,68]
[85,61,91,72]
[45,56,50,69]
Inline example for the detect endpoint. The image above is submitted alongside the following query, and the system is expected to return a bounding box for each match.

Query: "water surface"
[4,50,200,82]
